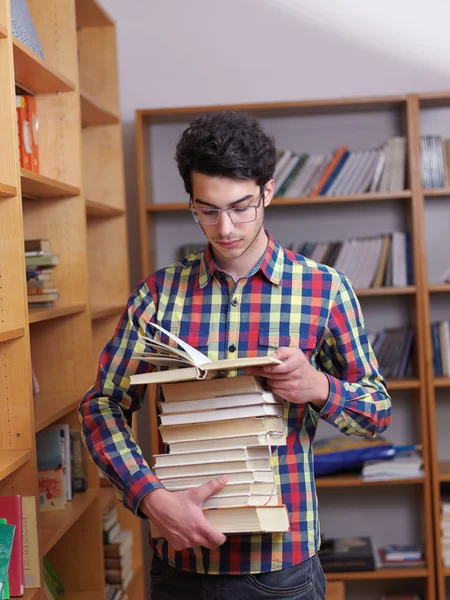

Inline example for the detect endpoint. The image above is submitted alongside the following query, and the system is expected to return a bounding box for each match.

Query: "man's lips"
[216,240,241,247]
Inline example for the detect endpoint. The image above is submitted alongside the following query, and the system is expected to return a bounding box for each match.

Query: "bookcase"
[135,93,450,600]
[0,0,145,598]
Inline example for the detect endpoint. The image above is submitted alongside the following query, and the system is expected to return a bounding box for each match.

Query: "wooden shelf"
[146,191,413,213]
[439,461,450,482]
[423,188,450,198]
[80,89,120,127]
[0,23,7,39]
[91,304,124,320]
[99,486,116,514]
[34,392,83,432]
[13,38,75,94]
[40,489,98,555]
[0,182,17,197]
[75,0,114,27]
[21,169,80,200]
[326,567,428,581]
[23,589,40,600]
[61,593,103,600]
[0,327,25,343]
[428,283,450,293]
[386,378,421,390]
[0,449,32,482]
[444,567,450,577]
[434,377,450,388]
[86,198,125,219]
[28,303,87,324]
[316,474,424,488]
[356,286,416,297]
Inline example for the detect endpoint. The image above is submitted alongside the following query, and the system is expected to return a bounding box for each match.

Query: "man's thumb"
[192,475,228,503]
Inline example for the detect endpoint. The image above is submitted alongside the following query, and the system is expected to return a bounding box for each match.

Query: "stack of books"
[377,544,425,569]
[361,450,423,482]
[442,495,450,567]
[102,505,134,595]
[130,322,290,535]
[25,239,59,309]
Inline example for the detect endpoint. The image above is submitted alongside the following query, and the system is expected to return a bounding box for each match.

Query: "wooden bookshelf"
[434,377,450,388]
[0,1,142,598]
[439,461,450,482]
[429,284,450,293]
[136,94,442,599]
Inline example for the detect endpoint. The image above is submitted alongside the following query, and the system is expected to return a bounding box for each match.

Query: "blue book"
[36,429,63,471]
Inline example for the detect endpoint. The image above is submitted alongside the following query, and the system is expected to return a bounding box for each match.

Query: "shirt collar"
[198,231,284,288]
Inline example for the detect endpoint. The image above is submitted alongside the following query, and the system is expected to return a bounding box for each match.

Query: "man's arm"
[78,280,164,515]
[313,273,392,437]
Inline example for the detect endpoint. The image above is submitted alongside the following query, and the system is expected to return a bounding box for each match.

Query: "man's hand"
[246,347,330,409]
[141,476,228,551]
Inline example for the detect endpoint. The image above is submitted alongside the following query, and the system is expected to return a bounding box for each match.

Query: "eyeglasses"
[189,190,264,225]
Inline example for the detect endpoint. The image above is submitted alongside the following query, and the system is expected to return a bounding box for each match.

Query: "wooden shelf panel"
[439,461,450,482]
[444,567,450,577]
[13,38,75,94]
[0,327,25,343]
[91,304,124,320]
[356,286,416,297]
[61,593,103,600]
[28,303,87,324]
[316,474,424,488]
[0,449,32,482]
[86,198,125,219]
[80,89,120,127]
[146,191,412,213]
[0,182,17,197]
[424,188,450,198]
[23,589,40,600]
[0,23,7,39]
[326,567,428,581]
[21,169,80,199]
[99,486,116,514]
[434,377,450,388]
[75,0,114,27]
[429,283,450,293]
[386,379,421,390]
[34,392,83,432]
[40,489,98,555]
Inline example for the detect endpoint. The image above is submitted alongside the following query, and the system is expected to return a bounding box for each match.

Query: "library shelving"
[135,93,450,600]
[0,0,144,598]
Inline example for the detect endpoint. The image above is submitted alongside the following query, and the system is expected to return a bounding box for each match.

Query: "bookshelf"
[135,93,450,600]
[0,0,144,598]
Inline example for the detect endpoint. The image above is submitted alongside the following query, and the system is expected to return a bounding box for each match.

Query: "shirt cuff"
[122,468,165,516]
[309,373,346,422]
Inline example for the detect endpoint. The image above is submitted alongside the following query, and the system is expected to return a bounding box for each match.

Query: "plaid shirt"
[79,231,391,575]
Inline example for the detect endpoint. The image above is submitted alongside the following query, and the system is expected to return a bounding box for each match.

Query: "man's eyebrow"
[194,194,254,208]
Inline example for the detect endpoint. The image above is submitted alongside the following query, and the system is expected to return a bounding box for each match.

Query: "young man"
[79,110,391,599]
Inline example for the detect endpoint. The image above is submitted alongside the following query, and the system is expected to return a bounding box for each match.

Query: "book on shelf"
[318,536,375,572]
[10,0,45,59]
[43,556,64,600]
[21,497,40,588]
[0,519,15,600]
[0,496,24,597]
[129,322,280,385]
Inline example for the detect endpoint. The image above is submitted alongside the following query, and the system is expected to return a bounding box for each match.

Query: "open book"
[129,322,281,385]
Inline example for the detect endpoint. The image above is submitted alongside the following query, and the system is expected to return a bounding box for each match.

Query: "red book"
[0,495,24,596]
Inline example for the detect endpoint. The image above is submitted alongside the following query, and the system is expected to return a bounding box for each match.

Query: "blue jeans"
[150,553,327,599]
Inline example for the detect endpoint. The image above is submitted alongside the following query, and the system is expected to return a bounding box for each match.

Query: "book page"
[147,322,211,366]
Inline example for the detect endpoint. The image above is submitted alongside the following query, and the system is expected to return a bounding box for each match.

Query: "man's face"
[190,171,273,265]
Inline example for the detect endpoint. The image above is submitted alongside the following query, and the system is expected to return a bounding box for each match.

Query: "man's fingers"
[190,475,228,503]
[199,526,227,549]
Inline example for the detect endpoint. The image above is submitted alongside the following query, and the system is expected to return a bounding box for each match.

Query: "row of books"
[368,326,415,380]
[297,231,412,289]
[361,450,423,482]
[36,425,87,512]
[25,239,59,309]
[431,321,450,377]
[0,495,40,597]
[16,94,39,174]
[151,374,290,534]
[102,504,134,595]
[420,135,450,189]
[442,496,450,567]
[273,137,406,197]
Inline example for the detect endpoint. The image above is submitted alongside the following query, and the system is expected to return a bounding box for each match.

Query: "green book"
[0,520,15,600]
[43,556,64,596]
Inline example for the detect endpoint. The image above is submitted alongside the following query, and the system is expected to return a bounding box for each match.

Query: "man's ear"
[263,179,274,207]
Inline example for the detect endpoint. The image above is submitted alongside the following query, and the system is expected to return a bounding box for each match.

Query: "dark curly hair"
[175,110,277,195]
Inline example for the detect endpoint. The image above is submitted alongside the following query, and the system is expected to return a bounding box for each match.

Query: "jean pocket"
[243,558,314,597]
[150,554,174,585]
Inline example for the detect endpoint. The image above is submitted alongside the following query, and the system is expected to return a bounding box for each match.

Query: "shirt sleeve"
[78,279,164,516]
[312,273,392,437]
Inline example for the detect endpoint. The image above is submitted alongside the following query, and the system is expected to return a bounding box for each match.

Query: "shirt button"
[231,298,238,306]
[229,344,236,353]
